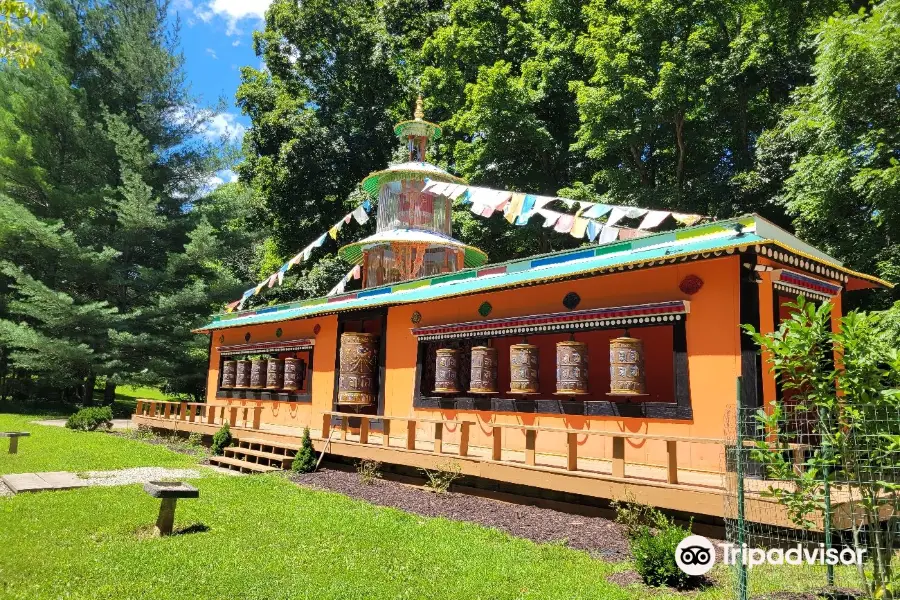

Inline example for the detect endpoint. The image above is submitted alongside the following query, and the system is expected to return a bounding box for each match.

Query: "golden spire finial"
[414,95,424,120]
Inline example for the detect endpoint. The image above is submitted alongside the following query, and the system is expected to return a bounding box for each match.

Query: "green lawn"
[0,411,866,600]
[0,413,197,473]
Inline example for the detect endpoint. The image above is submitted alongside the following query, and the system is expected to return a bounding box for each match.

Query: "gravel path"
[78,467,202,486]
[289,468,631,561]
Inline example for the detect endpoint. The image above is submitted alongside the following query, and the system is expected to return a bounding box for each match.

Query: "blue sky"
[168,0,272,187]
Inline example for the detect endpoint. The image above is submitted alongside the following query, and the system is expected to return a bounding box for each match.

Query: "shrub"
[614,498,696,589]
[420,460,462,493]
[291,427,317,473]
[65,406,113,431]
[210,423,232,456]
[356,459,382,485]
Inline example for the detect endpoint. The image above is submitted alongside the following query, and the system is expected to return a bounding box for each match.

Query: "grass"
[0,413,198,474]
[0,411,872,600]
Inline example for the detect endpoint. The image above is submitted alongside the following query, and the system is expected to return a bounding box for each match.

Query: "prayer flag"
[638,210,670,230]
[570,216,589,239]
[554,214,575,233]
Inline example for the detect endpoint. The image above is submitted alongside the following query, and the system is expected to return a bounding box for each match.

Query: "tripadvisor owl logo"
[676,535,716,576]
[675,535,867,575]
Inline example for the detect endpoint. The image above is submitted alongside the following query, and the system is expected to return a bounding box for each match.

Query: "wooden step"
[235,437,301,451]
[208,455,279,474]
[225,446,295,466]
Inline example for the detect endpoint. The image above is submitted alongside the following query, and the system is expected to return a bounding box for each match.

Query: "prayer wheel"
[235,360,251,389]
[609,336,646,395]
[433,348,460,394]
[509,343,539,394]
[338,332,378,405]
[266,358,284,390]
[556,341,588,395]
[221,360,236,388]
[249,357,268,389]
[283,357,304,391]
[469,346,498,394]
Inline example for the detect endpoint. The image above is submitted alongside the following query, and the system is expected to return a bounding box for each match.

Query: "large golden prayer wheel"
[221,360,236,388]
[266,358,285,390]
[283,357,303,391]
[509,343,539,394]
[556,341,588,395]
[469,346,498,394]
[235,360,251,388]
[338,332,378,405]
[249,358,268,389]
[433,348,460,394]
[609,336,646,395]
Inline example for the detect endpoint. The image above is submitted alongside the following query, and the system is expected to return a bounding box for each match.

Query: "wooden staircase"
[209,437,300,474]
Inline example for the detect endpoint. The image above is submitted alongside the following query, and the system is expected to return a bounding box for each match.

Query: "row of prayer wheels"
[434,336,646,396]
[221,357,307,391]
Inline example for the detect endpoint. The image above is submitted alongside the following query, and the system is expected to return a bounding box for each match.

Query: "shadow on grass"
[135,522,210,539]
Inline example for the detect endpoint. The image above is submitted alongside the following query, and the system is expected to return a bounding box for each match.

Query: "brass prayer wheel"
[509,343,539,394]
[283,357,304,391]
[433,348,460,393]
[338,332,378,405]
[221,360,236,388]
[556,341,588,395]
[469,346,498,394]
[265,358,284,389]
[609,336,646,395]
[249,357,268,389]
[235,360,251,388]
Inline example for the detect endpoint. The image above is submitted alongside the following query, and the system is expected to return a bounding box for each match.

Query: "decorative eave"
[411,301,690,341]
[771,269,842,302]
[216,339,315,356]
[360,162,465,195]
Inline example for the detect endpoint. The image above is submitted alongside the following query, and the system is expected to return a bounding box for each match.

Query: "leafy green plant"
[614,498,695,589]
[744,296,900,599]
[356,459,382,485]
[420,460,462,493]
[210,423,232,456]
[65,406,113,431]
[291,428,317,473]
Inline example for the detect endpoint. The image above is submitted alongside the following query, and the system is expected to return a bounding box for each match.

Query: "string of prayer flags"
[539,209,561,228]
[327,266,362,297]
[638,210,671,230]
[607,206,649,227]
[352,205,369,225]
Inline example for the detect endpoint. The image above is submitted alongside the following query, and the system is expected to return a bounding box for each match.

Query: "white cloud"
[205,48,218,60]
[195,0,271,35]
[202,112,246,143]
[220,169,239,183]
[232,39,241,47]
[198,169,239,196]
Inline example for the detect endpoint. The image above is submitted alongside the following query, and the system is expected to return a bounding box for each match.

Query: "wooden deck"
[130,400,848,529]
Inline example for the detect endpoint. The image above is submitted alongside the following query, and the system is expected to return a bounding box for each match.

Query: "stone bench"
[0,432,30,454]
[143,481,199,536]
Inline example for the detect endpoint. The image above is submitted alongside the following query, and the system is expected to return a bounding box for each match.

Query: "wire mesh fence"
[724,378,900,600]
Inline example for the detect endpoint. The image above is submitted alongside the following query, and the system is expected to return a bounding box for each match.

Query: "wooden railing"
[321,411,724,486]
[134,399,262,430]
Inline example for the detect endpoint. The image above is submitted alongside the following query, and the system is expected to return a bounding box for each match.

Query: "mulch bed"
[752,590,864,600]
[288,467,631,561]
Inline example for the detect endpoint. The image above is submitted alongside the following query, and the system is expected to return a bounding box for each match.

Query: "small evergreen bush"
[210,423,232,455]
[291,427,317,473]
[65,406,113,431]
[614,498,696,589]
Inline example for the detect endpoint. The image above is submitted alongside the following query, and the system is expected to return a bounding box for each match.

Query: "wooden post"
[252,406,261,430]
[163,403,171,419]
[492,426,502,461]
[149,402,157,418]
[382,419,391,447]
[525,429,536,466]
[340,416,348,441]
[566,432,578,471]
[612,437,625,479]
[179,402,188,420]
[241,407,249,427]
[359,418,369,445]
[406,420,416,450]
[228,407,238,427]
[459,422,470,457]
[9,437,19,454]
[321,413,331,439]
[666,440,678,484]
[188,404,197,423]
[433,422,443,454]
[135,400,144,416]
[155,498,177,536]
[207,405,216,425]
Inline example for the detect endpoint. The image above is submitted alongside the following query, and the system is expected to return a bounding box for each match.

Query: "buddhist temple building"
[133,98,891,526]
